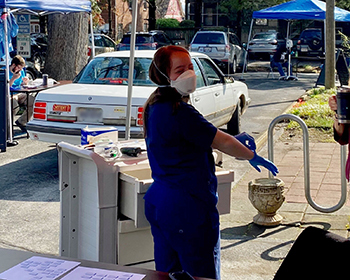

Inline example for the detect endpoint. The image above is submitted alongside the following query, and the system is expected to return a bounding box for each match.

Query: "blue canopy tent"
[253,0,350,21]
[0,0,92,146]
[241,0,350,79]
[0,0,91,13]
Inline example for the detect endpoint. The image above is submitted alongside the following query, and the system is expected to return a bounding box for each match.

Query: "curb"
[254,99,300,153]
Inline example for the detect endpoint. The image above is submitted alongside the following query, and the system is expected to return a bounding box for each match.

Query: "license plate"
[52,104,71,112]
[204,47,212,52]
[301,47,308,52]
[78,108,103,123]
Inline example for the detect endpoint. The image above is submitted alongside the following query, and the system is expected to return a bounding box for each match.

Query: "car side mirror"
[224,74,235,83]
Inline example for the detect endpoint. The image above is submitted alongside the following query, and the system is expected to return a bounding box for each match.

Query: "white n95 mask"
[170,70,197,96]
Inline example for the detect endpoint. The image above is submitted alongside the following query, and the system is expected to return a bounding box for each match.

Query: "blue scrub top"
[144,99,218,210]
[9,69,26,90]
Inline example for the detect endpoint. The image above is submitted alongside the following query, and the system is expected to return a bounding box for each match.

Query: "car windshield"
[73,57,155,86]
[253,33,276,40]
[192,33,225,44]
[120,35,153,44]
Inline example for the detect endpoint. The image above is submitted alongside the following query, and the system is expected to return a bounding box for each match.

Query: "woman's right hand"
[328,95,337,111]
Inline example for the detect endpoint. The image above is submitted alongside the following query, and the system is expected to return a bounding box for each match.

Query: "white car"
[27,50,250,145]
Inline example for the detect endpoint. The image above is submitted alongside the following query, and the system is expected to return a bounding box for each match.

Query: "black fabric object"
[273,226,350,280]
[336,50,350,86]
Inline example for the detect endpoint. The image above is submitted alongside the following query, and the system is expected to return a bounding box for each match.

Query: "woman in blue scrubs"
[143,46,278,279]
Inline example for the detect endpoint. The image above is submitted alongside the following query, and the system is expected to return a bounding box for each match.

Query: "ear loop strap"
[152,60,171,87]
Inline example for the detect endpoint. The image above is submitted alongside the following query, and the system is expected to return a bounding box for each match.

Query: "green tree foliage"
[156,18,180,28]
[219,0,287,19]
[90,0,104,28]
[336,0,350,11]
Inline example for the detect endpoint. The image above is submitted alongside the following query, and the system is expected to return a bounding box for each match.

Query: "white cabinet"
[58,141,234,266]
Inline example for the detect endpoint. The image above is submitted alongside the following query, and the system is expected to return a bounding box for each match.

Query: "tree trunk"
[43,13,89,81]
[149,0,156,30]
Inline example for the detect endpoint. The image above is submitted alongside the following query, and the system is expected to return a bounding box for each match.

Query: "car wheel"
[227,99,241,136]
[25,68,36,81]
[33,53,44,68]
[231,58,237,74]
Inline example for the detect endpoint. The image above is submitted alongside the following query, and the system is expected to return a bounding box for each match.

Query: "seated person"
[270,46,292,77]
[9,55,33,133]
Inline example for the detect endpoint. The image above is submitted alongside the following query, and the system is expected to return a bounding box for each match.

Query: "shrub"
[179,20,195,28]
[338,31,350,57]
[156,18,180,28]
[287,87,336,130]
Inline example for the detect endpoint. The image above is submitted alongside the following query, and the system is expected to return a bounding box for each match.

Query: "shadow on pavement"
[0,149,59,202]
[239,72,319,92]
[220,220,331,256]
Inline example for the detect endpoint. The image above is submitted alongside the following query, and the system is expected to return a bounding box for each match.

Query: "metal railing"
[267,114,347,213]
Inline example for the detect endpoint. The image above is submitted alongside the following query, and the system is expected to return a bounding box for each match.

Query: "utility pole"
[325,0,335,89]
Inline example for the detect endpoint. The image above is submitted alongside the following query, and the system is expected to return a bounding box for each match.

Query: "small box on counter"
[81,126,118,145]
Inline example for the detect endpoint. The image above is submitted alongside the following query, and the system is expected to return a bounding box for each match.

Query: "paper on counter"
[60,266,146,280]
[0,256,80,280]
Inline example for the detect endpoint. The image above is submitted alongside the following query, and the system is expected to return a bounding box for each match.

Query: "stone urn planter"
[248,178,285,226]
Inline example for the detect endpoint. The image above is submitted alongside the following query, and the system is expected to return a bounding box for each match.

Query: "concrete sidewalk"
[220,135,350,279]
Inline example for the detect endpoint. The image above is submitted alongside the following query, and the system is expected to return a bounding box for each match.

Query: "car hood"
[36,83,156,105]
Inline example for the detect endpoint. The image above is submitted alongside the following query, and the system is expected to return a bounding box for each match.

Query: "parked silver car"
[88,34,118,58]
[189,31,247,73]
[248,31,286,59]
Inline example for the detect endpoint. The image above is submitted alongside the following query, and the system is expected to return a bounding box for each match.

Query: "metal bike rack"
[267,114,347,213]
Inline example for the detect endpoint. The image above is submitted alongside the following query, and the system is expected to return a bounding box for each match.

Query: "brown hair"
[11,55,25,67]
[143,46,190,137]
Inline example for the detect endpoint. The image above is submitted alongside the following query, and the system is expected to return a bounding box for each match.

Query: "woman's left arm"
[212,129,254,160]
[212,129,279,176]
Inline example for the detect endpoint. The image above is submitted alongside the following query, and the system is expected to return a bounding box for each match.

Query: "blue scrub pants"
[271,60,292,77]
[145,200,221,279]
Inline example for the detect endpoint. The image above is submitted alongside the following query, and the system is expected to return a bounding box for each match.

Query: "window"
[93,35,105,47]
[102,36,116,48]
[76,57,154,86]
[154,34,166,44]
[192,59,205,89]
[30,24,40,33]
[230,34,241,46]
[193,33,225,44]
[199,58,222,86]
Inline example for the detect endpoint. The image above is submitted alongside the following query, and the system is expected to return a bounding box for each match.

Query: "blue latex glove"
[249,152,279,176]
[235,132,256,151]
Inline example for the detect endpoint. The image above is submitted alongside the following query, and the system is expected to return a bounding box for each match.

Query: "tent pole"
[323,19,326,54]
[3,9,15,145]
[125,0,138,140]
[90,13,95,58]
[287,20,290,77]
[240,19,254,81]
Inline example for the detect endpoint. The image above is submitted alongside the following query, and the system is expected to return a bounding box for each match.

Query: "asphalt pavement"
[2,60,349,279]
